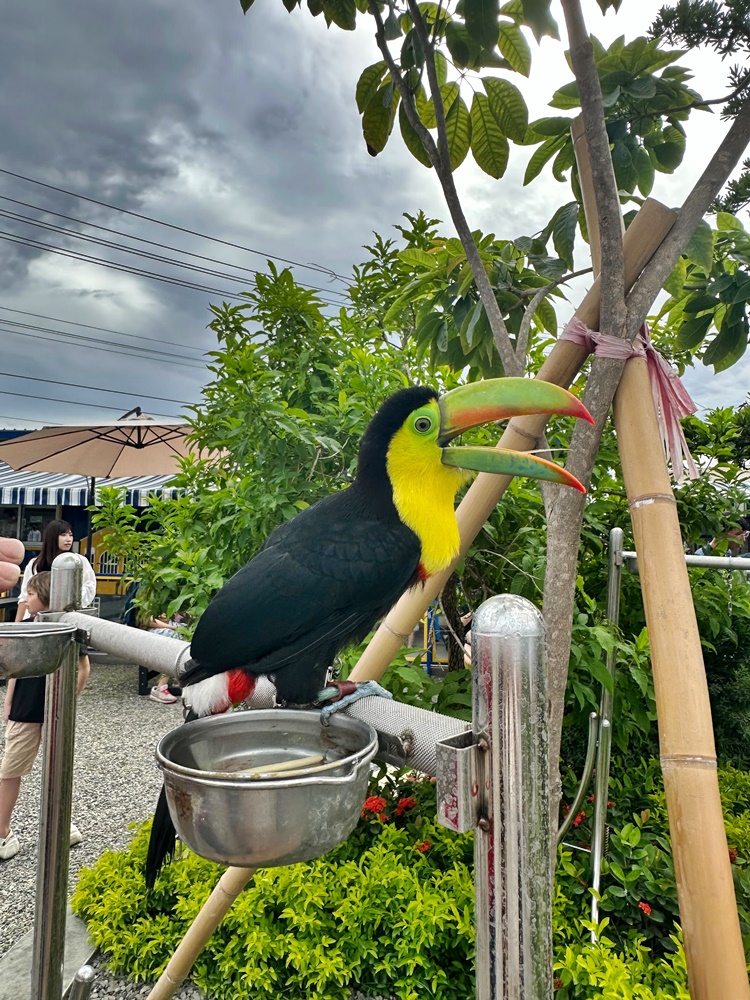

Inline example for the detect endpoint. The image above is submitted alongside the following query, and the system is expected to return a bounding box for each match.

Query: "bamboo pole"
[350,197,677,682]
[146,866,256,1000]
[570,116,750,999]
[614,368,749,998]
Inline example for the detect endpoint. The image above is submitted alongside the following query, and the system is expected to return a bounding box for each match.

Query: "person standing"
[1,572,90,859]
[15,519,97,621]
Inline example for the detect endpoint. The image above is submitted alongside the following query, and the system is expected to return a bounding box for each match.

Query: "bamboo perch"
[571,113,750,998]
[350,197,677,683]
[614,364,750,998]
[146,865,256,1000]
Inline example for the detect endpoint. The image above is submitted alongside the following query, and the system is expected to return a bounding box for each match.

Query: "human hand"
[0,538,23,591]
[461,612,472,667]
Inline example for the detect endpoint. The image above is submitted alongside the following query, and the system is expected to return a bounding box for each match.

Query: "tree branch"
[626,95,750,338]
[370,0,519,374]
[514,267,592,362]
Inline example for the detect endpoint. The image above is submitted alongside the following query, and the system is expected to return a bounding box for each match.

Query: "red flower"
[573,811,586,828]
[416,840,432,853]
[395,796,416,817]
[562,803,570,817]
[553,978,563,990]
[378,813,389,823]
[729,848,739,864]
[588,794,595,803]
[361,795,387,817]
[638,901,652,916]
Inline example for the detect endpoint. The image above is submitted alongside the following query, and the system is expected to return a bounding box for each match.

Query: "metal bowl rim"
[156,708,378,784]
[0,622,77,637]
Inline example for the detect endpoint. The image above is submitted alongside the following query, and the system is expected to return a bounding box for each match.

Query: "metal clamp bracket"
[436,731,482,834]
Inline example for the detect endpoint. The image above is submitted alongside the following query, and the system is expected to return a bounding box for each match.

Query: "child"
[0,572,90,860]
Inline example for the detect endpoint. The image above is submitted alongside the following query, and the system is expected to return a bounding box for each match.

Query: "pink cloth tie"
[560,316,699,483]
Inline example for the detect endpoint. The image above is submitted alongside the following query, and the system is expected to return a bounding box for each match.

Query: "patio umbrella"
[0,408,197,557]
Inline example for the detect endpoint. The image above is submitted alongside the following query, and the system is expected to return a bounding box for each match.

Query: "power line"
[0,205,347,306]
[0,386,181,419]
[0,324,208,370]
[0,194,350,302]
[0,370,195,408]
[0,166,349,282]
[0,229,250,300]
[0,305,208,355]
[0,414,49,427]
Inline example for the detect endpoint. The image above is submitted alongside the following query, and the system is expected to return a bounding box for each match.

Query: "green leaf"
[523,135,566,186]
[282,0,300,10]
[664,257,687,297]
[549,80,580,110]
[483,76,528,141]
[528,116,572,136]
[497,21,531,75]
[463,299,484,348]
[703,321,745,369]
[239,0,255,11]
[445,95,472,170]
[633,145,654,197]
[356,62,388,114]
[465,0,500,50]
[415,311,448,345]
[383,8,402,39]
[445,20,483,69]
[470,93,509,178]
[651,141,684,172]
[535,297,557,334]
[683,294,720,315]
[716,212,745,233]
[399,247,437,269]
[399,103,433,168]
[684,220,714,272]
[321,0,357,30]
[675,313,712,351]
[417,82,460,129]
[307,0,324,13]
[362,83,399,156]
[713,319,748,373]
[520,0,559,40]
[551,201,578,269]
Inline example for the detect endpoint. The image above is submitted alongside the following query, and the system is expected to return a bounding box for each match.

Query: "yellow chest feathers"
[386,427,470,576]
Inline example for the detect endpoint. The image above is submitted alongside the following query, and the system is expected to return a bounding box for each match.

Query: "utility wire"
[0,305,208,355]
[0,414,49,426]
[0,370,195,408]
[0,386,180,419]
[0,205,347,305]
[0,166,349,281]
[0,324,208,370]
[0,229,249,300]
[0,195,349,302]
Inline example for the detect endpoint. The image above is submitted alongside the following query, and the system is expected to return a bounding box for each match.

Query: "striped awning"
[0,461,180,507]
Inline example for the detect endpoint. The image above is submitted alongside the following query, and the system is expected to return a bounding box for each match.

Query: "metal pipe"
[472,594,551,1000]
[590,527,624,936]
[556,712,598,845]
[59,611,192,677]
[69,964,96,1000]
[623,551,750,572]
[31,553,83,1000]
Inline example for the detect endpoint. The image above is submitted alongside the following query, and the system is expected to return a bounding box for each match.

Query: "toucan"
[145,378,592,886]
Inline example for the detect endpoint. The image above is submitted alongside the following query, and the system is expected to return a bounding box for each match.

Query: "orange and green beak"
[437,378,593,494]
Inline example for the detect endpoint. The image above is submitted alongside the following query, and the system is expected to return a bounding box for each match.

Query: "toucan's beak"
[437,377,594,494]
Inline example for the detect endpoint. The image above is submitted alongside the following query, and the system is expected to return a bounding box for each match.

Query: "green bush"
[74,763,750,998]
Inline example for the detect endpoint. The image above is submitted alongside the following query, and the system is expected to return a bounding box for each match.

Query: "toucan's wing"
[189,491,420,677]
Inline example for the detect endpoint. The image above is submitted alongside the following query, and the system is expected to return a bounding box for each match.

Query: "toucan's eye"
[414,416,433,433]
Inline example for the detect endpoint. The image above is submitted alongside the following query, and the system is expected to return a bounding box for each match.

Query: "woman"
[15,520,97,620]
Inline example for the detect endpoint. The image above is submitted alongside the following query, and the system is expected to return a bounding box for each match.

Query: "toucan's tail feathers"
[145,785,176,889]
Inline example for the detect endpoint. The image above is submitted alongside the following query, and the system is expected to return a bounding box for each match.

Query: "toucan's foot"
[318,680,393,724]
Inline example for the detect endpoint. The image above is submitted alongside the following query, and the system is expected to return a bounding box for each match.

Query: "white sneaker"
[0,831,20,860]
[70,823,83,846]
[150,684,177,704]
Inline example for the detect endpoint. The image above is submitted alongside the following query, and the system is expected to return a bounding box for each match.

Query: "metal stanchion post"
[472,594,551,1000]
[590,527,624,937]
[31,553,84,1000]
[69,965,96,1000]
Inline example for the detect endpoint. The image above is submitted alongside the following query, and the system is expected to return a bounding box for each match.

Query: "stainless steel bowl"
[156,709,378,868]
[0,622,78,680]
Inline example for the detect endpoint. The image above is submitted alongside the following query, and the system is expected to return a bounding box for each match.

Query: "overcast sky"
[0,0,747,435]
